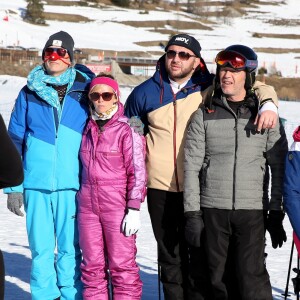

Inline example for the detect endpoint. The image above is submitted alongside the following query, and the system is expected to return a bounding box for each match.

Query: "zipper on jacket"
[223,99,238,210]
[232,112,238,210]
[53,107,59,138]
[51,96,66,189]
[93,122,102,160]
[51,92,69,190]
[173,98,180,191]
[51,107,58,191]
[53,92,68,138]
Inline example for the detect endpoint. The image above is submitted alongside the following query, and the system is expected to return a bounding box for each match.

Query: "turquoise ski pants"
[24,189,82,300]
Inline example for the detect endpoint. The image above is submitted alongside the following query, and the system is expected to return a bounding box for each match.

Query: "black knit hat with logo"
[165,34,201,58]
[42,31,74,62]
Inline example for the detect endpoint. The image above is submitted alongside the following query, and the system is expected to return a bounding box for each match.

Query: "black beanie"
[165,34,201,58]
[42,31,74,62]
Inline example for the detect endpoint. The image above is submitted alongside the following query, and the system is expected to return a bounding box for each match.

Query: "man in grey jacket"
[183,44,288,299]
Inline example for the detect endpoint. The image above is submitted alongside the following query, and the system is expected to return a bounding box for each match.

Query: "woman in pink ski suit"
[77,74,147,299]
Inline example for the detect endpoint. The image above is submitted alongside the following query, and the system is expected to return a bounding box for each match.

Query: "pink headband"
[89,77,120,99]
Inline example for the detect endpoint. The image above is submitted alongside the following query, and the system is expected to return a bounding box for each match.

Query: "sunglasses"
[89,92,115,102]
[215,50,258,70]
[166,50,196,61]
[44,47,68,58]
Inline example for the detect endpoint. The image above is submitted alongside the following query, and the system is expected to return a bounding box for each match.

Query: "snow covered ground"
[0,75,300,299]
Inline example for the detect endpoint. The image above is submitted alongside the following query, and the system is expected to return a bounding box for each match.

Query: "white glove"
[121,209,141,237]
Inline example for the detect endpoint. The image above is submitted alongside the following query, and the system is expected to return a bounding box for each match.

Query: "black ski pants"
[147,188,211,300]
[202,208,273,300]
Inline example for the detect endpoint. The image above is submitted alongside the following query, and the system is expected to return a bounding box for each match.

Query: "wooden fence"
[0,48,40,63]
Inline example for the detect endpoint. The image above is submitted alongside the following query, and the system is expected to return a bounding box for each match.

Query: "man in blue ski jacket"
[4,31,94,300]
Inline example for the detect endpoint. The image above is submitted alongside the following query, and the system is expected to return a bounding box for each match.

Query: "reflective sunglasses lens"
[57,48,67,57]
[44,48,54,57]
[101,92,114,101]
[89,92,114,101]
[166,50,193,61]
[178,52,191,60]
[166,50,176,59]
[89,92,100,101]
[216,51,246,69]
[45,47,67,57]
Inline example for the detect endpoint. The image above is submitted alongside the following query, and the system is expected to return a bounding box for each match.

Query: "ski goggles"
[44,47,68,58]
[89,92,115,102]
[166,50,196,61]
[215,50,257,70]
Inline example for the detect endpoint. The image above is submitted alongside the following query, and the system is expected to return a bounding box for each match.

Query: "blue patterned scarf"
[27,65,77,118]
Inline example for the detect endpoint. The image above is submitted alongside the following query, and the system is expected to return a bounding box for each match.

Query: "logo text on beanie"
[175,37,190,45]
[52,40,63,47]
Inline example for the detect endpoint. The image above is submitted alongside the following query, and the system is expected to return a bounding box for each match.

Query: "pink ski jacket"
[79,102,147,210]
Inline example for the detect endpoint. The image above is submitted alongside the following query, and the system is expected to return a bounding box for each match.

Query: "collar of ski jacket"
[154,54,213,103]
[27,64,93,118]
[27,65,76,118]
[293,126,300,142]
[209,91,258,116]
[85,102,125,135]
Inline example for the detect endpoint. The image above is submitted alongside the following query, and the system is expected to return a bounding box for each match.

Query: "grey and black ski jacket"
[183,94,288,213]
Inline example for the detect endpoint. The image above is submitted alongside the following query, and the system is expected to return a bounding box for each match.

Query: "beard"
[166,63,194,82]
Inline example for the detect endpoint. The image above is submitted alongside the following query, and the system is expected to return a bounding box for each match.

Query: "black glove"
[7,193,24,217]
[184,211,204,248]
[266,210,287,249]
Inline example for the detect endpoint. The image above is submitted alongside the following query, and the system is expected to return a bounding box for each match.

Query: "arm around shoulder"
[254,80,278,107]
[254,81,279,131]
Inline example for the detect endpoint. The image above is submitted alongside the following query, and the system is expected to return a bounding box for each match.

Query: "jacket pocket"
[101,152,124,170]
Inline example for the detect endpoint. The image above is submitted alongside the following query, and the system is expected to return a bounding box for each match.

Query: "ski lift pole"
[282,241,294,299]
[105,254,113,300]
[107,267,113,300]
